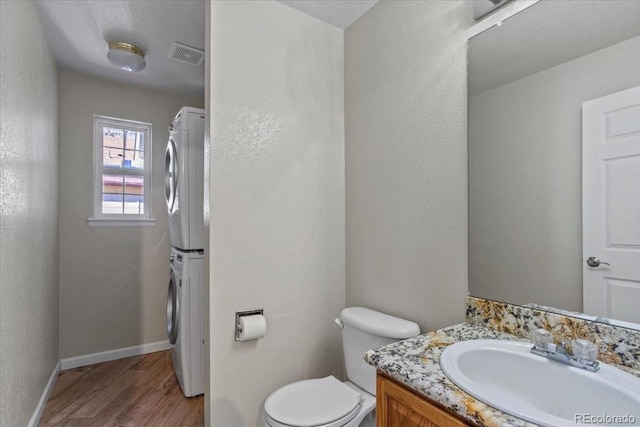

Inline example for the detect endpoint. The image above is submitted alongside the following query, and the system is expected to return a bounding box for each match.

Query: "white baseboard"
[60,340,172,371]
[28,360,61,427]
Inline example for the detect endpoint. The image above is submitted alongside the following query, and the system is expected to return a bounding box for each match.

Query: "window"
[89,115,155,226]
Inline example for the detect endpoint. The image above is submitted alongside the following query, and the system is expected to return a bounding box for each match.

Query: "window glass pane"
[124,130,142,150]
[103,127,124,148]
[124,196,144,214]
[102,126,145,169]
[124,176,144,214]
[103,147,123,168]
[102,194,124,214]
[102,173,124,214]
[102,149,144,169]
[101,174,145,215]
[123,149,144,169]
[124,175,144,195]
[103,174,124,195]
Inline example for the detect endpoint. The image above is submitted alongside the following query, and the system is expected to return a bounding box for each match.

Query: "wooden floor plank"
[118,371,178,425]
[68,369,147,419]
[40,379,102,425]
[138,381,185,427]
[130,352,173,388]
[129,351,163,370]
[47,370,86,400]
[39,351,204,426]
[91,385,153,427]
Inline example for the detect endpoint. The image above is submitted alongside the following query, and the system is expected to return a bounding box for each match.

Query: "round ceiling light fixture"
[107,42,146,72]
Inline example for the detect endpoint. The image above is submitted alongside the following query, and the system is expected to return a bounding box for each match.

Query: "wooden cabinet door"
[376,373,469,427]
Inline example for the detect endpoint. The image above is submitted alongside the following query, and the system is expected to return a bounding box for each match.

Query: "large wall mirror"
[468,0,640,329]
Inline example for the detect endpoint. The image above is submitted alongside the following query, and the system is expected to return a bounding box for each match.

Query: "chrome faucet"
[530,329,600,372]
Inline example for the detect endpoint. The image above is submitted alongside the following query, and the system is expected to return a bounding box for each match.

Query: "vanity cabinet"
[376,372,471,427]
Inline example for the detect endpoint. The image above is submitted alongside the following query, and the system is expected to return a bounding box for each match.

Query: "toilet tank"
[338,307,420,395]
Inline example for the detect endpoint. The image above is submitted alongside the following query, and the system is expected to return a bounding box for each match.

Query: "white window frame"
[88,115,156,227]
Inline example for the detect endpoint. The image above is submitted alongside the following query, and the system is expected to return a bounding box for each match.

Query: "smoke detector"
[168,42,204,67]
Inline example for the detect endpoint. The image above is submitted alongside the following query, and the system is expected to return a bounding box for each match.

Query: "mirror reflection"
[468,0,640,329]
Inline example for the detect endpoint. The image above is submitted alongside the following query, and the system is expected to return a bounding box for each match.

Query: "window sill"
[87,218,157,227]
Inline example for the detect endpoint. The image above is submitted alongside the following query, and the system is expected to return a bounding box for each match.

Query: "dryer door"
[167,270,180,345]
[165,137,178,213]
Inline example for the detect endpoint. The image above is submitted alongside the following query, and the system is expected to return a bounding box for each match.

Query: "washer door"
[167,270,180,345]
[165,137,178,213]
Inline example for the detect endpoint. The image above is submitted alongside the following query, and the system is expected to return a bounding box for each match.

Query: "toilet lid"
[265,376,362,427]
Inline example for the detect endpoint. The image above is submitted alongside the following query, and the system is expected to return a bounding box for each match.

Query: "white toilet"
[262,307,420,427]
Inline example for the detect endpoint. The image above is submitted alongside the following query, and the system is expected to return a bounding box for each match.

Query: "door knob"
[586,257,610,268]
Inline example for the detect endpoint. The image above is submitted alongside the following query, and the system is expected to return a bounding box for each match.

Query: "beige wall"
[58,71,202,358]
[469,35,640,311]
[208,1,345,425]
[0,1,59,424]
[344,0,471,332]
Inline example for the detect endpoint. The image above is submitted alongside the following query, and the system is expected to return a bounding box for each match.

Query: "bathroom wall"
[208,1,345,425]
[58,71,202,358]
[469,35,640,311]
[0,1,59,424]
[345,1,471,332]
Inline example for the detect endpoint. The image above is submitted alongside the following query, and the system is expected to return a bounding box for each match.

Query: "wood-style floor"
[39,351,204,426]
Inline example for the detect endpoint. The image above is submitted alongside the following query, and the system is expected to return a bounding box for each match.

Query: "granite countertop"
[366,322,640,426]
[365,323,541,427]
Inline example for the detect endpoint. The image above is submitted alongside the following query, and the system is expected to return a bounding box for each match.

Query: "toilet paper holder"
[235,309,264,341]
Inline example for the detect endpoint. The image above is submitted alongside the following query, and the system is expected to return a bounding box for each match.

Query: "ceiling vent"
[168,42,205,67]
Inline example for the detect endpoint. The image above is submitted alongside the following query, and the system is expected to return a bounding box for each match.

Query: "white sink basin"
[440,340,640,427]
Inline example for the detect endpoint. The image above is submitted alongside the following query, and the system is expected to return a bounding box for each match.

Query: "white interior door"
[583,85,640,323]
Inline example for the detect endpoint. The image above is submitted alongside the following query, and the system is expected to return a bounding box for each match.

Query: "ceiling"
[278,0,378,29]
[469,0,640,95]
[34,0,377,97]
[35,0,206,96]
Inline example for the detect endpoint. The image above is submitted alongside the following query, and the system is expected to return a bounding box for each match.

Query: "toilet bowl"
[262,307,420,427]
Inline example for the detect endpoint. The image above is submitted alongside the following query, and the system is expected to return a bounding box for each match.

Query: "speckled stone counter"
[466,297,640,373]
[367,296,640,425]
[365,323,538,427]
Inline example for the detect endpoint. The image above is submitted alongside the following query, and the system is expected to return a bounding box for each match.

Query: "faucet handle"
[572,339,598,365]
[532,328,552,350]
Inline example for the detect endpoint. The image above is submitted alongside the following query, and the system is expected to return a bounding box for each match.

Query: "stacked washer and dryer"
[165,106,205,397]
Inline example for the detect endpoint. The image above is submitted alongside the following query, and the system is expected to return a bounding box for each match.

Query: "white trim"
[60,340,172,371]
[87,217,157,227]
[28,360,61,427]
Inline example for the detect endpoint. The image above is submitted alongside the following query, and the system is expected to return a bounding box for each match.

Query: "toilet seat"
[264,376,363,427]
